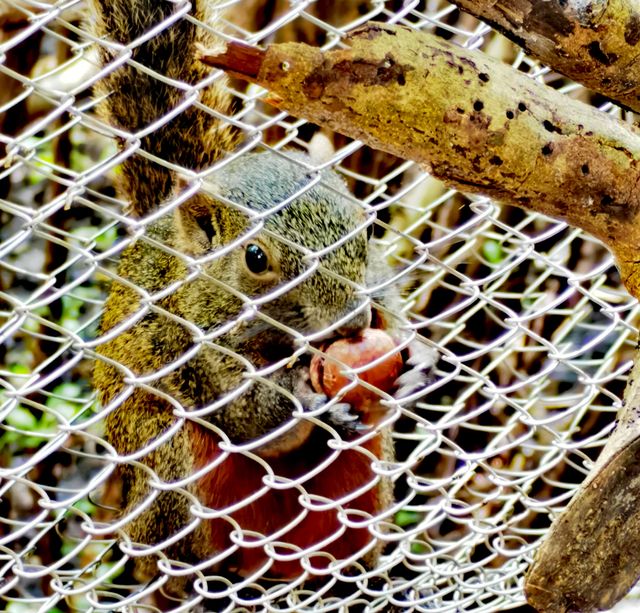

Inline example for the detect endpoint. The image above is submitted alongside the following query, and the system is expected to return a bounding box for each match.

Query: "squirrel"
[90,0,433,600]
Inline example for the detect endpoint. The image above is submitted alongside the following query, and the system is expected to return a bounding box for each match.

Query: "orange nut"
[310,328,403,413]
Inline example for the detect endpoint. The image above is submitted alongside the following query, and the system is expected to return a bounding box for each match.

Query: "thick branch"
[202,23,640,299]
[525,355,640,612]
[452,0,640,114]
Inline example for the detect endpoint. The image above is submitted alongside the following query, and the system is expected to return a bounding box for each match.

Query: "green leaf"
[410,542,428,555]
[482,239,504,264]
[9,363,30,375]
[46,382,84,420]
[95,225,118,250]
[395,510,422,527]
[5,406,37,430]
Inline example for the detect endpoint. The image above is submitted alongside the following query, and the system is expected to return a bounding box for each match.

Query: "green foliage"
[395,509,422,527]
[482,238,505,264]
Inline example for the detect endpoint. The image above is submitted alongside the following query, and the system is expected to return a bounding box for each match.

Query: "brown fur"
[90,0,416,597]
[189,422,391,579]
[88,0,237,217]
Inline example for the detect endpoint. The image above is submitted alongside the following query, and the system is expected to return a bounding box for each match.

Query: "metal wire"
[0,1,637,611]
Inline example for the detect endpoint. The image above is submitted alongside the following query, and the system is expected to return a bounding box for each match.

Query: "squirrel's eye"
[245,243,269,274]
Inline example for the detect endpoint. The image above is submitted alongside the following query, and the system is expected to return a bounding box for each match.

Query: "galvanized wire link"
[0,1,637,612]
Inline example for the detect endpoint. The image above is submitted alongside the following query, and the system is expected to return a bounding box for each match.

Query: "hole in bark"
[541,143,554,156]
[581,164,589,175]
[473,100,484,111]
[518,102,527,112]
[506,110,514,119]
[587,41,618,66]
[543,120,562,134]
[489,156,503,166]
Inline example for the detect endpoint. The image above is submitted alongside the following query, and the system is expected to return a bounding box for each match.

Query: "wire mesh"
[0,1,637,612]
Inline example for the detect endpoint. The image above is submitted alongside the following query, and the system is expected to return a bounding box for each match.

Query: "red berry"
[310,328,403,421]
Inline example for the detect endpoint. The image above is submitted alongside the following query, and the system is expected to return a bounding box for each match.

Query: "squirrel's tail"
[89,0,238,217]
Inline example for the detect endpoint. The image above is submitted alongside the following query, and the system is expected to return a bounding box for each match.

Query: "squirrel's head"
[174,152,373,339]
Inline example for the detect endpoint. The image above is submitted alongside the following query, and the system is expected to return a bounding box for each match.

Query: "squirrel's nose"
[336,305,372,337]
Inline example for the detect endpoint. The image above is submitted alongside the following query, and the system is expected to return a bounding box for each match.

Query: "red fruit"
[310,328,403,420]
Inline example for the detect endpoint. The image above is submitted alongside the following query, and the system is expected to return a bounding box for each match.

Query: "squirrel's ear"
[175,193,239,255]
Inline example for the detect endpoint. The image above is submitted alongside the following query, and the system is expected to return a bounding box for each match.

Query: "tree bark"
[525,355,640,612]
[452,0,640,114]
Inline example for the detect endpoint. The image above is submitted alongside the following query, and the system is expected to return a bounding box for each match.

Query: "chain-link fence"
[1,1,638,612]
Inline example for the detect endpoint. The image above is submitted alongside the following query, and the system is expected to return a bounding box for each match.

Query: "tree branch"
[202,23,640,300]
[452,0,640,114]
[525,355,640,612]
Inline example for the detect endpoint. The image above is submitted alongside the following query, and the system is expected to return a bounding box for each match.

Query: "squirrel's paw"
[298,377,368,438]
[322,401,370,438]
[296,380,366,436]
[394,339,436,401]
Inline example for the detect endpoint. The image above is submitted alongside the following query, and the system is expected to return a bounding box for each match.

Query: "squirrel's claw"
[298,374,369,438]
[323,401,370,438]
[394,339,436,400]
